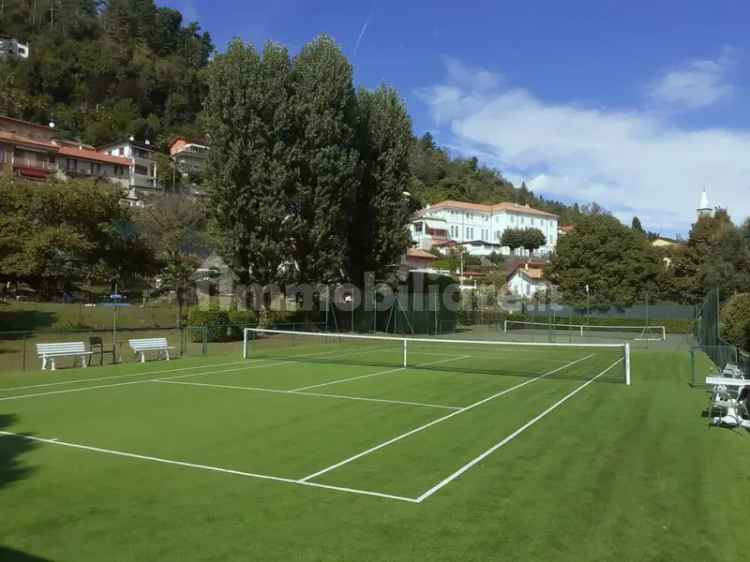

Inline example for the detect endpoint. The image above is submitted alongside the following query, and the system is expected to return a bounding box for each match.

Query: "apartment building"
[167,136,208,194]
[410,200,559,257]
[0,115,129,186]
[99,139,159,195]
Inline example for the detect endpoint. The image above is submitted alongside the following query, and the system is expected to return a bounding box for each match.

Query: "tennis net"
[243,328,631,384]
[504,320,666,341]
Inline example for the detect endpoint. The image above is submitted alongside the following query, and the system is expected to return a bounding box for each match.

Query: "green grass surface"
[0,342,745,562]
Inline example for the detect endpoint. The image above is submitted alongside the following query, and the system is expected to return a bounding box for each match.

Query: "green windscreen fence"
[691,287,748,384]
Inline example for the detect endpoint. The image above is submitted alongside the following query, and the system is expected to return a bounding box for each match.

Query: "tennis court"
[0,330,628,503]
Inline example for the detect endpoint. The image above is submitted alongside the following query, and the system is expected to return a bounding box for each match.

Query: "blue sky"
[161,0,750,236]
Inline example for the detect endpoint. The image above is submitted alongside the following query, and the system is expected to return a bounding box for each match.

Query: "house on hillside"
[402,248,439,271]
[98,138,159,199]
[168,136,209,195]
[0,36,29,59]
[0,115,129,186]
[410,199,558,257]
[507,262,550,298]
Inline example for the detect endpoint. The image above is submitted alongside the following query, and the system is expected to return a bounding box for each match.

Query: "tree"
[520,228,546,256]
[134,194,209,327]
[501,228,524,255]
[348,85,414,286]
[631,216,645,234]
[287,35,359,285]
[666,210,750,303]
[202,40,295,309]
[720,293,750,351]
[545,214,662,307]
[0,177,155,296]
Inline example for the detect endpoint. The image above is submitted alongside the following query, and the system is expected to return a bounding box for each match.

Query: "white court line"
[0,359,254,394]
[0,360,293,402]
[299,353,595,482]
[290,355,471,392]
[154,379,462,411]
[0,430,418,503]
[415,358,624,502]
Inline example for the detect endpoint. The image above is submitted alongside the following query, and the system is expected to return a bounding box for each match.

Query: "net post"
[624,342,631,385]
[402,338,407,368]
[503,319,507,333]
[242,328,249,360]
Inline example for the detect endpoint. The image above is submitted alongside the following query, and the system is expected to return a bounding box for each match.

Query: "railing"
[13,157,57,171]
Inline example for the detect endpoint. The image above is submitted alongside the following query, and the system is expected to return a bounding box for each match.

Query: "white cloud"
[417,59,750,235]
[646,51,735,109]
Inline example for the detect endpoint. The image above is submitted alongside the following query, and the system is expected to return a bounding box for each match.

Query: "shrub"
[721,293,750,351]
[187,308,231,342]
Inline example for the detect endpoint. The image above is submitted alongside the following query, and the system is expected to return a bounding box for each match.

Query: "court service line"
[0,359,250,394]
[298,353,596,482]
[153,379,462,410]
[290,355,472,392]
[0,431,418,503]
[415,357,624,502]
[0,360,295,402]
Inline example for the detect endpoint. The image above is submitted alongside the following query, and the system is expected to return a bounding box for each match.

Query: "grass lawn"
[0,339,745,562]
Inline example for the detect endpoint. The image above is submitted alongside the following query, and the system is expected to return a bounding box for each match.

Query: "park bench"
[36,342,92,371]
[128,338,174,363]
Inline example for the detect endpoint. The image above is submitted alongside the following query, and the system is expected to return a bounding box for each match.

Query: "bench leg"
[140,352,146,363]
[50,358,56,371]
[41,356,47,370]
[165,350,170,361]
[82,355,88,368]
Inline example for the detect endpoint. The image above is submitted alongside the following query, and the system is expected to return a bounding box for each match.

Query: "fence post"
[22,332,27,372]
[202,326,208,355]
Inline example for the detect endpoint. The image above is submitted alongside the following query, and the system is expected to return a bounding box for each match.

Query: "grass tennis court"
[1,337,748,561]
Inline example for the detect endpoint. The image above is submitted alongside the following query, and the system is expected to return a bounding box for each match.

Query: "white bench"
[36,342,92,371]
[129,338,175,363]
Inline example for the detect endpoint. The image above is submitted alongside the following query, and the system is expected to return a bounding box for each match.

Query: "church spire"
[697,188,713,218]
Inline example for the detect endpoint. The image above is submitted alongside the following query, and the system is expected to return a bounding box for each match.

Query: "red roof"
[0,130,59,152]
[57,145,130,166]
[406,248,438,260]
[426,199,558,219]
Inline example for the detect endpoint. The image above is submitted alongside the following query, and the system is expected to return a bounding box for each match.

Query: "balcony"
[13,156,57,179]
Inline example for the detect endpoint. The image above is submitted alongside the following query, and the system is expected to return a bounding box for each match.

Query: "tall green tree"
[287,35,359,285]
[349,85,413,286]
[545,214,661,307]
[203,40,295,304]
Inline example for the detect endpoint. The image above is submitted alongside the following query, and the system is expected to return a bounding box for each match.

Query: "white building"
[507,262,549,298]
[410,200,559,257]
[0,36,29,59]
[98,139,159,197]
[697,189,713,218]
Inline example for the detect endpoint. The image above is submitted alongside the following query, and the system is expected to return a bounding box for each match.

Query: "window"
[414,222,423,233]
[118,147,124,156]
[135,164,148,175]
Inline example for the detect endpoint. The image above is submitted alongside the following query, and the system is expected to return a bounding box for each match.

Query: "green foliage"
[0,177,156,295]
[349,86,413,285]
[0,0,213,146]
[187,307,230,341]
[721,293,750,351]
[288,35,359,284]
[203,40,295,291]
[520,228,546,254]
[500,228,545,255]
[408,134,596,224]
[545,214,662,307]
[631,216,645,234]
[665,211,750,304]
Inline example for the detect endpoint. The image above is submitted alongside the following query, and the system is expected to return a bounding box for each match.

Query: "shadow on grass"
[0,546,54,561]
[0,310,57,336]
[0,414,36,490]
